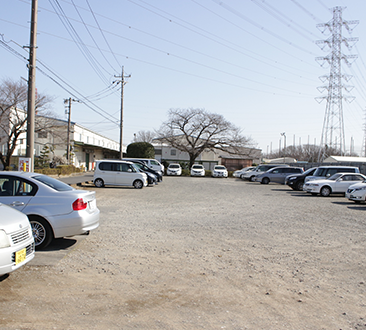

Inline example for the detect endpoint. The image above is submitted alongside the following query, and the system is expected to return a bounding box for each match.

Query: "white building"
[0,107,122,171]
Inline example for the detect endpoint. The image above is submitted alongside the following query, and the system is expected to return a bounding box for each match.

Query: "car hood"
[305,179,336,185]
[0,203,30,234]
[348,182,366,190]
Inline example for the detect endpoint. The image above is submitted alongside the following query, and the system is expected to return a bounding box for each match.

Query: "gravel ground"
[1,176,366,330]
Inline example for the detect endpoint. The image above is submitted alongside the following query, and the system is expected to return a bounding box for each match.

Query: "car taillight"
[72,198,87,211]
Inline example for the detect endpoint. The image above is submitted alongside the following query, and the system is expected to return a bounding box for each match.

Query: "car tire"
[249,176,256,182]
[133,180,143,189]
[29,216,53,249]
[94,178,104,188]
[296,181,304,191]
[320,186,331,197]
[261,177,270,184]
[240,174,245,179]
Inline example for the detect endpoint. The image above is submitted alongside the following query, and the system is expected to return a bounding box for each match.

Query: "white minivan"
[93,160,148,189]
[123,158,164,173]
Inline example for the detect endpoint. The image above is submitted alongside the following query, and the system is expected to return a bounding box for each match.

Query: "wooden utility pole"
[26,0,38,171]
[115,66,131,159]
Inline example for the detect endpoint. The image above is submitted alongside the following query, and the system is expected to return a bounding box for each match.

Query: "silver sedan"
[0,172,100,249]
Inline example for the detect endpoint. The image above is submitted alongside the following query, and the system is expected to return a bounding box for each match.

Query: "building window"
[155,149,162,155]
[171,149,176,156]
[38,131,47,138]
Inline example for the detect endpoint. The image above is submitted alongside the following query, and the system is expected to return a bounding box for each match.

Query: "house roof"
[323,156,366,163]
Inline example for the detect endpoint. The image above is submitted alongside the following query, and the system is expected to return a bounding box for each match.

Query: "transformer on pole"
[315,6,358,161]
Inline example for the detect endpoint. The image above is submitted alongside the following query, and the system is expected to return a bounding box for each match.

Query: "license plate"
[15,248,26,265]
[89,199,97,210]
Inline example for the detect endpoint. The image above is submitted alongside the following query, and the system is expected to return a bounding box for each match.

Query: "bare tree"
[157,108,254,168]
[133,130,156,143]
[0,78,55,169]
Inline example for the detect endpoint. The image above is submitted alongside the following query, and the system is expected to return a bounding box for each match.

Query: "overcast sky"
[1,0,366,155]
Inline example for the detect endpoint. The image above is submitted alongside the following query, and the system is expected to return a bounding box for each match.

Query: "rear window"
[32,175,73,191]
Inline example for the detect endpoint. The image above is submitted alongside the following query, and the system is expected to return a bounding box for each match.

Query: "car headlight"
[355,187,366,191]
[0,230,10,249]
[289,177,297,181]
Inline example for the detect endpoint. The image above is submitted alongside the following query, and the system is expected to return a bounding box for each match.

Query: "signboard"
[18,158,31,172]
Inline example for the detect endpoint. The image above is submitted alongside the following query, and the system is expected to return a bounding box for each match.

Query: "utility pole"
[25,0,38,171]
[316,7,358,160]
[64,98,80,164]
[115,66,131,159]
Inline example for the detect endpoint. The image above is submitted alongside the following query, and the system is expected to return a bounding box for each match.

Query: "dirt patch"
[1,177,366,329]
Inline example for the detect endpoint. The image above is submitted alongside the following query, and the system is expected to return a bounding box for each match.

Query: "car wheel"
[240,174,245,179]
[261,177,269,184]
[133,180,143,189]
[249,176,256,182]
[296,181,304,191]
[94,178,104,188]
[320,186,331,197]
[29,216,53,249]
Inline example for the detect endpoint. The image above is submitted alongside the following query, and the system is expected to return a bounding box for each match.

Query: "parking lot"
[1,176,366,329]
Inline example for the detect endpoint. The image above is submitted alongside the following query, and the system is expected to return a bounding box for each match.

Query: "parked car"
[0,203,35,276]
[130,161,159,185]
[303,173,366,197]
[130,161,163,182]
[233,166,255,179]
[94,160,148,189]
[345,181,366,203]
[167,163,182,176]
[304,166,360,183]
[123,158,164,173]
[0,172,100,249]
[212,165,228,178]
[285,167,318,191]
[190,164,205,177]
[255,166,304,184]
[243,164,289,182]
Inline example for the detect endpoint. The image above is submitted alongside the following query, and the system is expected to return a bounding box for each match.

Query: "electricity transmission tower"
[315,6,358,161]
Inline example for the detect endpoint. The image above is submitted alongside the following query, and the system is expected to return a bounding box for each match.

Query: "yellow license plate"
[15,248,26,265]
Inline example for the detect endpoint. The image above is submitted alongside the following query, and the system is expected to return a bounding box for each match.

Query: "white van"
[93,160,148,189]
[123,158,164,173]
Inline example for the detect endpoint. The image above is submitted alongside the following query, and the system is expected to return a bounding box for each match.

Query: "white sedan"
[211,165,228,178]
[0,172,100,249]
[0,203,35,276]
[167,163,182,176]
[303,173,366,197]
[190,164,205,177]
[345,181,366,203]
[233,166,255,179]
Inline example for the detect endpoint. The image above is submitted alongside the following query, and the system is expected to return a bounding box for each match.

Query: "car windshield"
[32,175,73,191]
[169,164,180,169]
[257,165,269,171]
[215,166,226,170]
[192,165,203,169]
[303,167,316,175]
[328,173,343,180]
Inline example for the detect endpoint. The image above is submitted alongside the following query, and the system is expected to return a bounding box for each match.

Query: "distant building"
[323,156,366,163]
[0,107,121,171]
[152,137,261,171]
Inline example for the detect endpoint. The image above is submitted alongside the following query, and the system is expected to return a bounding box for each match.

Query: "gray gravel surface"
[1,176,366,329]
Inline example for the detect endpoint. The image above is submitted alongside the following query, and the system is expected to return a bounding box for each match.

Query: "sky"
[1,0,366,156]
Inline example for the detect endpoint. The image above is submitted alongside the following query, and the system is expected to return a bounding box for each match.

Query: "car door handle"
[10,201,25,207]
